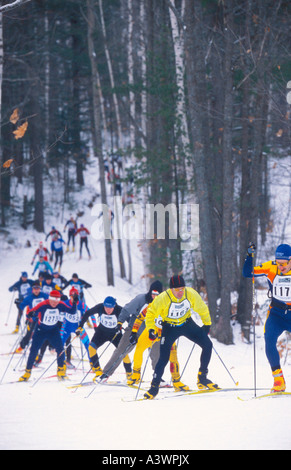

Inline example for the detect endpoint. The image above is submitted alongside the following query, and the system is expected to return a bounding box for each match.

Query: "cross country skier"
[74,224,91,259]
[45,226,61,241]
[52,271,68,290]
[19,289,79,382]
[143,275,219,400]
[60,287,91,367]
[40,272,62,296]
[32,256,53,276]
[243,242,291,393]
[14,282,49,354]
[64,216,77,252]
[75,296,132,381]
[63,273,92,301]
[50,233,66,271]
[128,301,189,391]
[98,280,163,382]
[8,272,34,334]
[31,241,50,264]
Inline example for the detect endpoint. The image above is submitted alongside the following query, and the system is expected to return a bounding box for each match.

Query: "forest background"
[0,0,290,345]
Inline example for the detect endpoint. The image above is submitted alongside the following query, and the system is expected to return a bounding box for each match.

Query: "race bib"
[167,298,191,321]
[20,283,31,297]
[66,309,81,323]
[42,308,60,326]
[32,298,45,308]
[273,275,291,303]
[100,314,118,329]
[42,285,53,295]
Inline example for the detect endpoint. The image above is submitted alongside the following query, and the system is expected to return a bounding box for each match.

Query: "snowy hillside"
[0,154,291,451]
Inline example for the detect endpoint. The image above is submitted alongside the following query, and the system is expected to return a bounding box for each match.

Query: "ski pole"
[0,333,24,384]
[135,344,153,401]
[180,343,196,381]
[85,342,133,398]
[13,341,31,371]
[212,345,239,386]
[73,331,121,392]
[251,251,257,397]
[31,335,78,388]
[5,290,16,326]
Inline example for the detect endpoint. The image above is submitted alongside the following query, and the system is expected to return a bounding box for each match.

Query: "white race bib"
[273,275,291,303]
[167,298,191,321]
[32,298,45,308]
[100,314,118,329]
[66,309,81,323]
[20,283,31,297]
[42,308,60,326]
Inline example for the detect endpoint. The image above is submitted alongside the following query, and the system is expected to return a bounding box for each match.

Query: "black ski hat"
[169,274,185,289]
[146,280,163,302]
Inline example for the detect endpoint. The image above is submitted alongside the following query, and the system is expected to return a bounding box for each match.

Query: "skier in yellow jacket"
[128,302,189,391]
[144,274,220,399]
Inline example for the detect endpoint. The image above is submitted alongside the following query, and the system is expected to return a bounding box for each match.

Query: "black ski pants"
[152,318,212,386]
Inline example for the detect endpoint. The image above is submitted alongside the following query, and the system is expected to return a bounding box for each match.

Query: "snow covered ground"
[0,153,291,451]
[0,222,291,452]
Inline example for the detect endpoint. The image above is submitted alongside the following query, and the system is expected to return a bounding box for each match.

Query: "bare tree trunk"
[214,1,234,344]
[184,0,220,320]
[87,0,114,286]
[99,0,126,280]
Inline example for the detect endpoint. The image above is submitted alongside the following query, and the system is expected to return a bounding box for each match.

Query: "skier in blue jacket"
[19,289,79,382]
[8,272,34,333]
[60,287,91,366]
[15,282,49,354]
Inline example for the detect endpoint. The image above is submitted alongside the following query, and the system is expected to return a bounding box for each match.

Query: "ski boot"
[127,368,141,386]
[12,325,19,334]
[172,378,190,392]
[57,366,68,381]
[92,366,103,383]
[144,382,159,400]
[15,346,23,354]
[19,369,31,382]
[271,368,286,393]
[197,369,220,390]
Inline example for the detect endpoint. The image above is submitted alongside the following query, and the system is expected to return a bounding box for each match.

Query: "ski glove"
[247,242,256,256]
[115,322,123,335]
[148,329,157,341]
[75,327,82,336]
[129,331,137,345]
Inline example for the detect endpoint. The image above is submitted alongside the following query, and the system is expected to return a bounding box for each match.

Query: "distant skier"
[64,216,77,252]
[40,272,62,296]
[63,273,92,301]
[52,271,68,290]
[32,256,53,276]
[31,241,50,264]
[45,226,61,242]
[60,287,91,367]
[50,233,66,271]
[8,272,34,333]
[14,282,49,354]
[74,224,91,259]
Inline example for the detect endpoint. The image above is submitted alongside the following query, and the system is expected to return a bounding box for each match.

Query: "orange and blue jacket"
[243,256,291,311]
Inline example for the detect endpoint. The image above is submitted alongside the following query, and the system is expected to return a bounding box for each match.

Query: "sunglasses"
[276,260,290,267]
